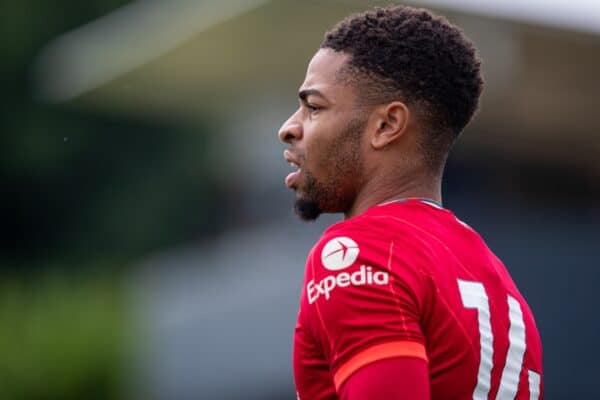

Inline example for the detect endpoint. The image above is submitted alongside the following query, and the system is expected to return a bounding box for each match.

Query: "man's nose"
[278,114,303,144]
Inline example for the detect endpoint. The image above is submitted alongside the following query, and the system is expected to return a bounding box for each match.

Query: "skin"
[278,48,442,220]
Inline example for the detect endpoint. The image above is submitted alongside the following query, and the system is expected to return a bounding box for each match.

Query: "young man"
[278,5,543,400]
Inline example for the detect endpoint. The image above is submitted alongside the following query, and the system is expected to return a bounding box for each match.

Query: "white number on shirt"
[457,279,540,400]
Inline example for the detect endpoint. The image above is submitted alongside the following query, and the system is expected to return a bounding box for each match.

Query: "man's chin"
[293,197,322,221]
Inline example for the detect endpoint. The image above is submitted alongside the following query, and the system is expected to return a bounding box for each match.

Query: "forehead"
[300,48,351,94]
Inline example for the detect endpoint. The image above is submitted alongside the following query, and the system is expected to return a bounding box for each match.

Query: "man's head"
[279,5,483,220]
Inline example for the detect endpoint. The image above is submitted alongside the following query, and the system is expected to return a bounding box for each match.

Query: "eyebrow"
[298,88,328,103]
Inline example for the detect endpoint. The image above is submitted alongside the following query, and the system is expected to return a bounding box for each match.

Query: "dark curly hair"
[321,5,483,170]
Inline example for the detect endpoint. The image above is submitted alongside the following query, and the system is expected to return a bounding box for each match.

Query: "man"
[278,5,543,400]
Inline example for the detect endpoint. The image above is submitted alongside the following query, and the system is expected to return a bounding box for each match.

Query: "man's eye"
[306,104,321,112]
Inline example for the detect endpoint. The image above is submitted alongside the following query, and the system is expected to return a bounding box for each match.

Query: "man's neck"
[344,171,442,219]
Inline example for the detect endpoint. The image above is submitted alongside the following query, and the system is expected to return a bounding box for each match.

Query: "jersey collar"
[377,197,443,209]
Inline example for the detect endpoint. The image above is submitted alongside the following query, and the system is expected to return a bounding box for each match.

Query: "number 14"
[458,279,541,400]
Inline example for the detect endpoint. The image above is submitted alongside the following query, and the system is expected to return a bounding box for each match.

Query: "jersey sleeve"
[303,225,430,393]
[294,314,338,400]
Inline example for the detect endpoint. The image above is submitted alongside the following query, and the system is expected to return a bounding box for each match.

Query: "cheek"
[304,140,335,178]
[303,121,341,168]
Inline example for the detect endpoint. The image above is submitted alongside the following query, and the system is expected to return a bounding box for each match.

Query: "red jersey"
[293,199,543,399]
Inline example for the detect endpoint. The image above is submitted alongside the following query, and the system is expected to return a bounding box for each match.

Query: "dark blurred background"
[2,0,599,399]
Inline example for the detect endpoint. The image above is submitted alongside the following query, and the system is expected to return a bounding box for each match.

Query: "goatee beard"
[294,197,322,221]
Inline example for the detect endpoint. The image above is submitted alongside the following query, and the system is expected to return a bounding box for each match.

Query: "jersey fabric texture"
[293,199,543,400]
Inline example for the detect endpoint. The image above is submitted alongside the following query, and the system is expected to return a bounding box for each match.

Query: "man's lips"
[284,149,302,188]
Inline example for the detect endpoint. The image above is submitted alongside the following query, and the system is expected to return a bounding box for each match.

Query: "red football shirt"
[293,199,543,399]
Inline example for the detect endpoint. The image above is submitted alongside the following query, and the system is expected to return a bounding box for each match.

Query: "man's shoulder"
[309,216,397,271]
[307,200,487,283]
[305,204,438,284]
[316,200,460,250]
[317,204,417,242]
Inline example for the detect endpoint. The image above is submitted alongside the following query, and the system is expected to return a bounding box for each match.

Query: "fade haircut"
[321,5,483,171]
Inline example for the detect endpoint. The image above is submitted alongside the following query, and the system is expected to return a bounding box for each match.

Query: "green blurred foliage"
[0,275,128,400]
[3,108,226,266]
[1,0,229,267]
[1,1,227,398]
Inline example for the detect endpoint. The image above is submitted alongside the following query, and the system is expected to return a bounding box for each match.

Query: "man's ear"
[370,101,410,150]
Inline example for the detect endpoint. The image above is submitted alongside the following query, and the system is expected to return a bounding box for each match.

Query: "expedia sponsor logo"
[321,236,360,271]
[307,265,389,304]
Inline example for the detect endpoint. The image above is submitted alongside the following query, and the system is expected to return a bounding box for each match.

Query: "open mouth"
[284,150,302,188]
[286,165,301,188]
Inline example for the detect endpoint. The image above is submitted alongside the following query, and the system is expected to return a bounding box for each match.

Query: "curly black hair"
[321,5,483,170]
